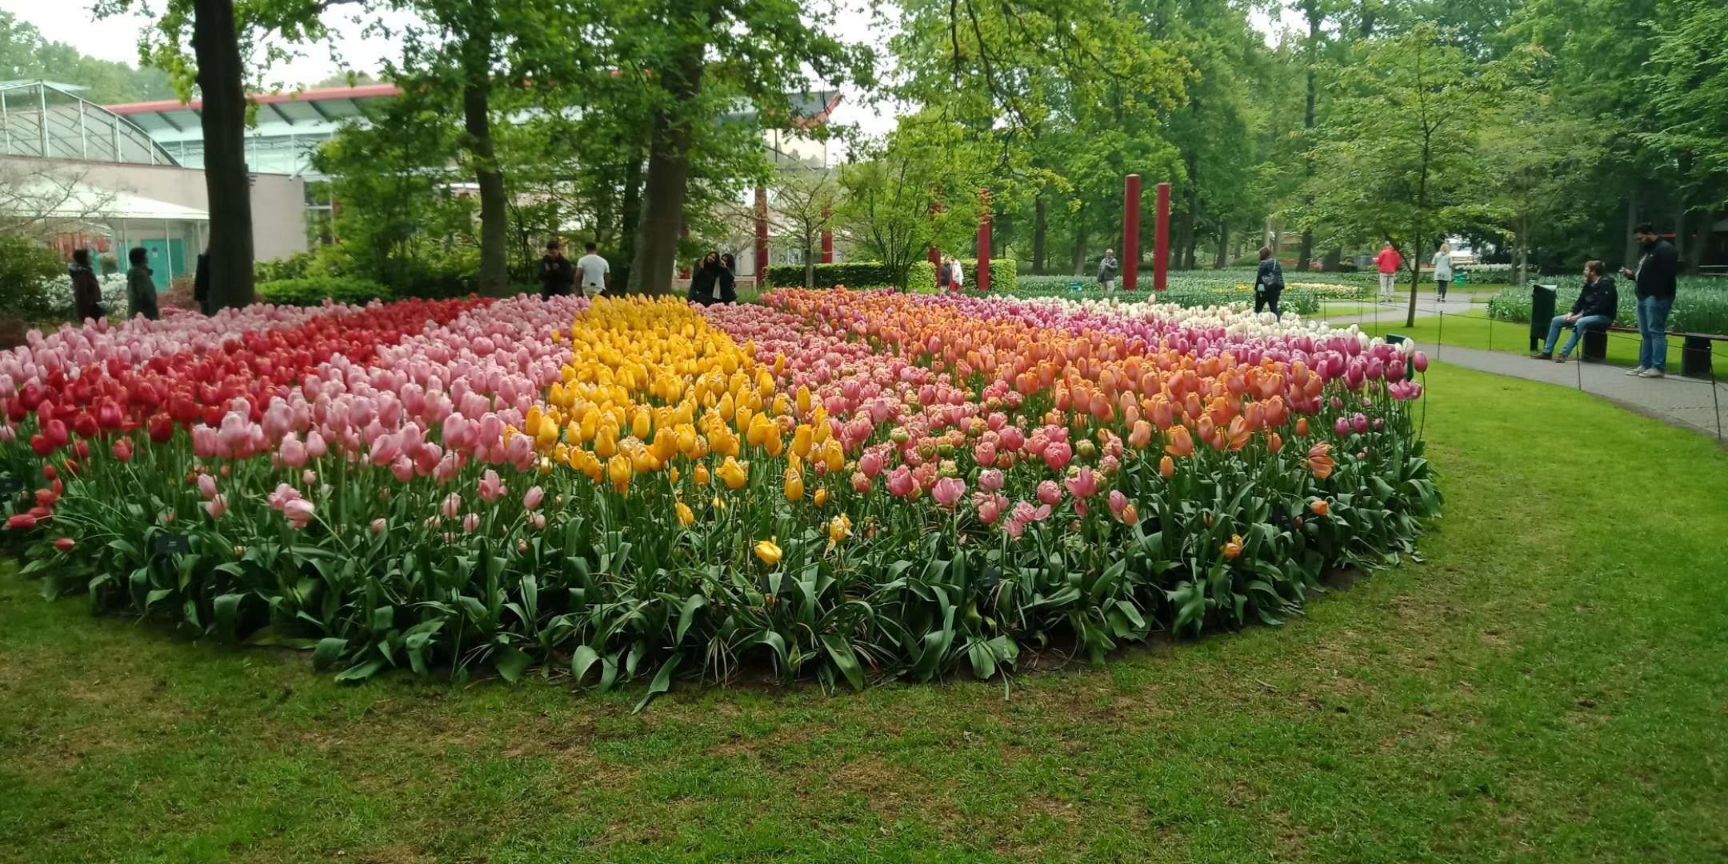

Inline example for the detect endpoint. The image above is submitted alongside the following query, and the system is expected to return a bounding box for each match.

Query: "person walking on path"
[1534,260,1617,362]
[1254,245,1284,318]
[575,242,610,297]
[538,240,576,300]
[1431,242,1454,303]
[1376,242,1403,303]
[1620,223,1679,378]
[1098,249,1120,291]
[69,249,104,322]
[125,247,159,321]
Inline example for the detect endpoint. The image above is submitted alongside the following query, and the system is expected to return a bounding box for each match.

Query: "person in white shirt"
[575,242,610,297]
[1431,242,1454,303]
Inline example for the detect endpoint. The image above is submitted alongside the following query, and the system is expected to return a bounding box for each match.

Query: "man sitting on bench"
[1534,260,1617,362]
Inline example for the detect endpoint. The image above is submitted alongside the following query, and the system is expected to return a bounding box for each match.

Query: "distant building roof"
[105,84,403,143]
[0,80,179,166]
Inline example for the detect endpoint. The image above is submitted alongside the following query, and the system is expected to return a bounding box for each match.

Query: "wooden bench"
[1582,325,1727,377]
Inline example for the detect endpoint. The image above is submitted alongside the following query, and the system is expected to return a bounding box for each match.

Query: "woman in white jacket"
[1432,242,1454,303]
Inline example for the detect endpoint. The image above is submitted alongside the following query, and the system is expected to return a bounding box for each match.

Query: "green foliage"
[764,262,897,288]
[1639,0,1728,207]
[0,11,173,103]
[0,234,66,322]
[256,277,393,307]
[1486,278,1728,335]
[906,260,937,294]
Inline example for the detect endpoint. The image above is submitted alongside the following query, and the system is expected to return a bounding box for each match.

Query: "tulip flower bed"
[0,289,1439,695]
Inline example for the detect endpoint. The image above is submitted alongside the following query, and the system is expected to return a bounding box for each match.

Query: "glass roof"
[0,80,179,167]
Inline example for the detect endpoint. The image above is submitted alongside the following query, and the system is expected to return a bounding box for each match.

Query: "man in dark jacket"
[539,240,576,299]
[1619,223,1679,378]
[1254,245,1284,317]
[1535,260,1617,361]
[69,249,105,322]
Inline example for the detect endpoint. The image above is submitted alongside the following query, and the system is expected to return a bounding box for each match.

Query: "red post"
[1154,182,1171,292]
[976,189,992,293]
[820,207,834,264]
[1123,174,1142,292]
[754,185,770,284]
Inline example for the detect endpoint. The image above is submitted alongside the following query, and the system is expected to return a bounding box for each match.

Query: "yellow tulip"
[717,456,749,491]
[754,538,783,566]
[792,425,814,459]
[813,487,829,508]
[784,465,805,502]
[676,501,695,528]
[535,415,560,448]
[827,514,852,546]
[594,425,618,459]
[796,386,812,416]
[694,464,711,486]
[822,439,845,474]
[811,408,831,443]
[606,453,633,493]
[631,410,651,441]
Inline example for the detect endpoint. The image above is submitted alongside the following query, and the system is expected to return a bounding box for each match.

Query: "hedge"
[258,277,394,307]
[764,262,898,288]
[902,258,1018,295]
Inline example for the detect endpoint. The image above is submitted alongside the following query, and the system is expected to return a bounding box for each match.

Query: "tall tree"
[1303,23,1502,325]
[99,0,351,311]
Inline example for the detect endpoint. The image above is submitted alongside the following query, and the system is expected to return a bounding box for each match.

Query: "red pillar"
[820,207,834,264]
[754,185,769,284]
[976,189,992,293]
[1123,174,1142,292]
[1154,182,1171,292]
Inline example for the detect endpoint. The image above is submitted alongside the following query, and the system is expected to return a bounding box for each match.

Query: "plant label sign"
[0,478,23,500]
[154,534,192,556]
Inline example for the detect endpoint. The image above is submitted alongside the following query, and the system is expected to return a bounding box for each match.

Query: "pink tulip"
[1037,481,1062,507]
[932,477,966,509]
[434,452,462,484]
[204,494,228,520]
[462,513,481,533]
[1064,467,1099,500]
[371,518,387,535]
[283,498,315,530]
[279,434,308,468]
[302,469,318,487]
[886,466,918,499]
[1412,351,1429,373]
[530,512,547,531]
[850,471,873,494]
[976,493,1008,525]
[391,456,415,484]
[196,473,219,500]
[305,430,329,459]
[859,450,885,479]
[1108,490,1129,517]
[978,469,1004,493]
[479,469,507,503]
[268,483,302,511]
[441,492,463,520]
[523,485,544,511]
[1334,417,1352,438]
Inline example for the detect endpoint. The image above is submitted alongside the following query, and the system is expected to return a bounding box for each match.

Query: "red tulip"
[53,537,75,551]
[72,411,99,439]
[5,514,38,531]
[147,413,175,444]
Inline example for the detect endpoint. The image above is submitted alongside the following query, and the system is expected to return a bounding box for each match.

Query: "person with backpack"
[69,248,105,322]
[125,247,159,321]
[1255,246,1285,318]
[1098,249,1120,291]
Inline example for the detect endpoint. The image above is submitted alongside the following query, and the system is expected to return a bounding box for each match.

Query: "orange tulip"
[1159,455,1176,479]
[1309,498,1330,517]
[1307,443,1336,481]
[1223,534,1244,561]
[1165,424,1195,458]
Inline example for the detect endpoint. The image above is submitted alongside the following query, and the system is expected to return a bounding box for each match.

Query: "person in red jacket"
[1376,243,1403,303]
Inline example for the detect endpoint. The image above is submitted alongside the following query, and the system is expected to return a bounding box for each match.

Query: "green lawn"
[1353,308,1694,370]
[3,363,1727,863]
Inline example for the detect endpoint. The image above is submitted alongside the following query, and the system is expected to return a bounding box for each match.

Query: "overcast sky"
[1,0,1293,138]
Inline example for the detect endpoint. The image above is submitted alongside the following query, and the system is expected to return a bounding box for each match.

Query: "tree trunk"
[1298,4,1320,277]
[629,33,707,295]
[1214,221,1229,269]
[192,0,254,311]
[1033,195,1047,274]
[1624,195,1640,267]
[618,145,644,283]
[1071,220,1086,276]
[804,241,814,289]
[460,18,508,296]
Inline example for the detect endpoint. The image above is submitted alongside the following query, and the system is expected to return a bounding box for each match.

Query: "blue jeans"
[1544,314,1612,357]
[1636,296,1674,371]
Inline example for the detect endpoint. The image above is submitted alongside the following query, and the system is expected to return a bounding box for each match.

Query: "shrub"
[906,261,937,294]
[256,252,318,283]
[258,277,393,307]
[1486,277,1728,335]
[0,234,68,323]
[765,262,898,288]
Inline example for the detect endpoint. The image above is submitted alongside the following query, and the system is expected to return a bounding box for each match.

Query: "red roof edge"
[791,92,843,130]
[106,83,404,115]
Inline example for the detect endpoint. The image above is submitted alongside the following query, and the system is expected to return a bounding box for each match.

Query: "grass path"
[2,363,1726,863]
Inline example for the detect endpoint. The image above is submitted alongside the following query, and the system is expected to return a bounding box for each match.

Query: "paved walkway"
[1420,345,1728,441]
[1320,293,1481,327]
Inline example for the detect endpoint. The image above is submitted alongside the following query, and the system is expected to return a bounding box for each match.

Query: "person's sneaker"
[1531,352,1552,360]
[1554,354,1568,363]
[1625,366,1647,376]
[1639,368,1665,379]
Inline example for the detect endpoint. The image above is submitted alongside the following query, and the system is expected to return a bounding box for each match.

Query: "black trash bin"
[1529,284,1557,353]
